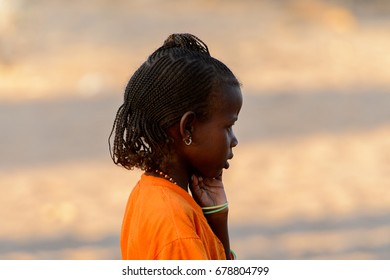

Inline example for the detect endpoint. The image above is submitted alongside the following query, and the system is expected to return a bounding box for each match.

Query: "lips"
[224,154,234,169]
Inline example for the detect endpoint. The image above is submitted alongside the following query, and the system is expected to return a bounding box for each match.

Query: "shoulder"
[130,175,202,235]
[134,175,200,217]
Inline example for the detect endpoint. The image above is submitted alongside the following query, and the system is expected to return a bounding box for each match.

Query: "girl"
[109,33,242,260]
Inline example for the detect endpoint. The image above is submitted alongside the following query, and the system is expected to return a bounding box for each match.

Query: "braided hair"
[109,33,240,171]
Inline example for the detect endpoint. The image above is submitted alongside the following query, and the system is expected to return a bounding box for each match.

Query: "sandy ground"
[1,0,390,259]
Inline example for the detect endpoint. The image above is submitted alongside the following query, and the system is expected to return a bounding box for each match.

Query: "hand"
[189,173,228,208]
[190,172,231,260]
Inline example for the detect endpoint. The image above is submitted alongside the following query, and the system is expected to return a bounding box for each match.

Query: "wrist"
[229,249,237,260]
[202,202,228,215]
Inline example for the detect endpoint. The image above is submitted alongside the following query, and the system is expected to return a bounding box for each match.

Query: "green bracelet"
[230,249,237,260]
[202,203,229,215]
[201,202,228,211]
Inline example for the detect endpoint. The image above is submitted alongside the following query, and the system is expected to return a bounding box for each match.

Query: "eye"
[225,118,237,132]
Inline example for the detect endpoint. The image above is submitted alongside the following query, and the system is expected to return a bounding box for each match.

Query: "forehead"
[210,85,242,117]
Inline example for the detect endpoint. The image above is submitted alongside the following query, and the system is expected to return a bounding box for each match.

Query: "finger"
[204,176,223,186]
[191,174,199,187]
[190,175,205,195]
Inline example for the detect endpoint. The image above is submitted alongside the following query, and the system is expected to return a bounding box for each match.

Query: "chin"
[214,169,224,178]
[195,170,220,179]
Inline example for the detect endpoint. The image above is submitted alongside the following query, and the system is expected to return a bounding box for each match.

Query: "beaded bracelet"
[201,202,228,215]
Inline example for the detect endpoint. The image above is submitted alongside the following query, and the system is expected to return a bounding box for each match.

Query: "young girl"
[109,33,242,260]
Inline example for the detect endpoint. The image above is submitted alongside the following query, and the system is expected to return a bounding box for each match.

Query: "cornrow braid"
[156,33,210,56]
[109,33,240,171]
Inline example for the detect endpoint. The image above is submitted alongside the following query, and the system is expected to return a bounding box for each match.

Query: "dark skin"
[160,84,243,259]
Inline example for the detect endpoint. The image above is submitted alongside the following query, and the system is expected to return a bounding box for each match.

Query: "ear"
[179,111,195,141]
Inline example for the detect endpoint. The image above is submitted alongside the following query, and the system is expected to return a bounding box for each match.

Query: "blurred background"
[1,0,390,259]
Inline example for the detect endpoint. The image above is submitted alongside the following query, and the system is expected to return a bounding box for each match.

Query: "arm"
[189,174,231,260]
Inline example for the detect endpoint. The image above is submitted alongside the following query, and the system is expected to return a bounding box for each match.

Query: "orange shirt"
[120,174,226,260]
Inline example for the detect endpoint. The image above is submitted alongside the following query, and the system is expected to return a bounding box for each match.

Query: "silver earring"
[184,136,192,146]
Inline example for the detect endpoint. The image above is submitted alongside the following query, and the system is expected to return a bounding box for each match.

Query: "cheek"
[213,133,230,158]
[201,135,226,160]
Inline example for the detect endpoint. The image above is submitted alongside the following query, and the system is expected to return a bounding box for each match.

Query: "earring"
[183,136,192,146]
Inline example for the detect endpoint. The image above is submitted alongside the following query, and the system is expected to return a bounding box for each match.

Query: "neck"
[146,166,190,192]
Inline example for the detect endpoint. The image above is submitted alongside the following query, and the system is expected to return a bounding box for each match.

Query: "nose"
[231,133,238,148]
